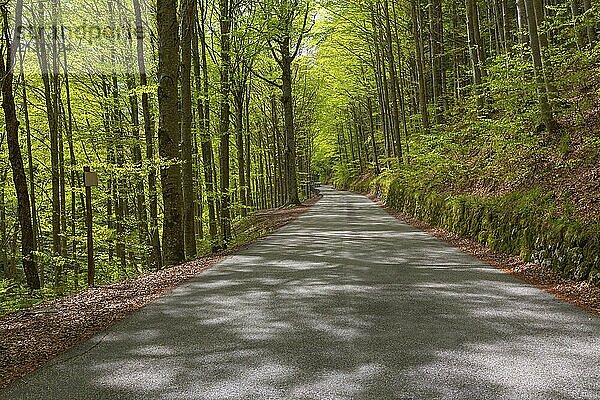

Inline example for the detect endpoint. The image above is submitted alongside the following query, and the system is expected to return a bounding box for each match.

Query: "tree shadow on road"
[2,189,599,399]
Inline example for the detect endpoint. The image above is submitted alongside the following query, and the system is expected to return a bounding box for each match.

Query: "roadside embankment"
[339,173,599,285]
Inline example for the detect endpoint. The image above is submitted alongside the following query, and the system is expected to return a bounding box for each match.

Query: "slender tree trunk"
[367,96,381,174]
[126,73,150,266]
[501,0,512,49]
[244,86,253,209]
[181,0,196,257]
[234,90,248,217]
[35,2,62,264]
[582,0,596,45]
[571,0,587,48]
[102,77,115,264]
[0,168,7,279]
[60,26,79,287]
[1,3,40,289]
[133,0,161,269]
[219,0,233,242]
[107,8,126,274]
[411,0,431,132]
[466,0,485,109]
[20,50,41,287]
[516,0,529,46]
[52,0,67,266]
[382,0,403,165]
[389,3,411,159]
[370,18,392,168]
[524,0,556,131]
[280,42,300,205]
[195,0,218,244]
[429,0,444,122]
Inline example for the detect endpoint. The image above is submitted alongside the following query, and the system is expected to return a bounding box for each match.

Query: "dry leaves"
[0,195,320,390]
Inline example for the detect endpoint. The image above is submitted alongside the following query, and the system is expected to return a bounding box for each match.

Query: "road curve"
[2,187,599,399]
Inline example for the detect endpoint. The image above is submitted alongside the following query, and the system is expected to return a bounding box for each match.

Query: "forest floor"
[367,194,600,318]
[0,194,322,390]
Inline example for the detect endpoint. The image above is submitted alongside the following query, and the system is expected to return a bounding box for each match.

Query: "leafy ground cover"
[0,195,320,390]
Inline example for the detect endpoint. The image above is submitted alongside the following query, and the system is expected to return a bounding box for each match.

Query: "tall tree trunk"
[0,168,7,279]
[370,16,392,168]
[466,0,485,109]
[532,0,557,97]
[234,89,248,217]
[582,0,596,45]
[367,96,381,174]
[219,0,233,242]
[429,0,444,122]
[181,0,197,257]
[126,73,150,268]
[381,1,403,165]
[107,0,126,275]
[523,0,556,130]
[195,0,218,244]
[1,3,40,289]
[133,0,161,269]
[19,50,41,287]
[280,41,300,205]
[61,26,78,287]
[123,23,146,272]
[51,0,66,267]
[35,2,62,265]
[157,0,185,265]
[411,0,431,132]
[390,2,411,159]
[501,0,513,49]
[244,86,253,210]
[102,77,115,264]
[571,0,587,49]
[516,0,529,47]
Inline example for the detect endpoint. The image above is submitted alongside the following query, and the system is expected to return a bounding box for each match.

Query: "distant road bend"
[2,187,599,399]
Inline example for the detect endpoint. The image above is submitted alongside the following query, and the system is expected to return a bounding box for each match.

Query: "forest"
[0,0,599,313]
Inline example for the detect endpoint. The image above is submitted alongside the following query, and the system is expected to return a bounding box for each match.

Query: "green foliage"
[340,172,600,283]
[332,163,357,188]
[0,281,59,316]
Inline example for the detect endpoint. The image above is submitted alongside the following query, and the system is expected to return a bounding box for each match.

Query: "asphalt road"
[3,187,599,399]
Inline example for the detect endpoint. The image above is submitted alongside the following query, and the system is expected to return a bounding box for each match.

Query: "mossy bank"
[338,172,600,284]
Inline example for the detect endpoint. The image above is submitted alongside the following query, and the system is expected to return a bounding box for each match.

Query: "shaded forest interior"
[1,0,599,312]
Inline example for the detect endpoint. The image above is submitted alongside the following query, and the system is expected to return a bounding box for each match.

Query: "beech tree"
[157,0,184,265]
[260,0,314,205]
[1,0,39,290]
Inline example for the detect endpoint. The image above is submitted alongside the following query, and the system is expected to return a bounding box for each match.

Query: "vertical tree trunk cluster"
[336,0,579,176]
[0,0,319,293]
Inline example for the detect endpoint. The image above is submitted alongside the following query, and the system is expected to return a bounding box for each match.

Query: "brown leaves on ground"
[0,195,321,390]
[0,257,222,390]
[368,195,600,318]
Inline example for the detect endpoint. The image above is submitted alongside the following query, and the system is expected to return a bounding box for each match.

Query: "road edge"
[357,190,600,318]
[0,194,322,391]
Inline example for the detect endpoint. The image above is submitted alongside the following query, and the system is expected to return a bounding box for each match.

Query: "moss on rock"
[344,176,599,283]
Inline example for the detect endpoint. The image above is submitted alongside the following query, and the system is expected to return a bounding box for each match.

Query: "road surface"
[2,187,599,399]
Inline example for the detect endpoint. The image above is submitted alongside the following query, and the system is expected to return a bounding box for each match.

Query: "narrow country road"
[3,187,599,399]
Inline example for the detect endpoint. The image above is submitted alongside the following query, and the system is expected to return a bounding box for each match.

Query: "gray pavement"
[2,187,599,399]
